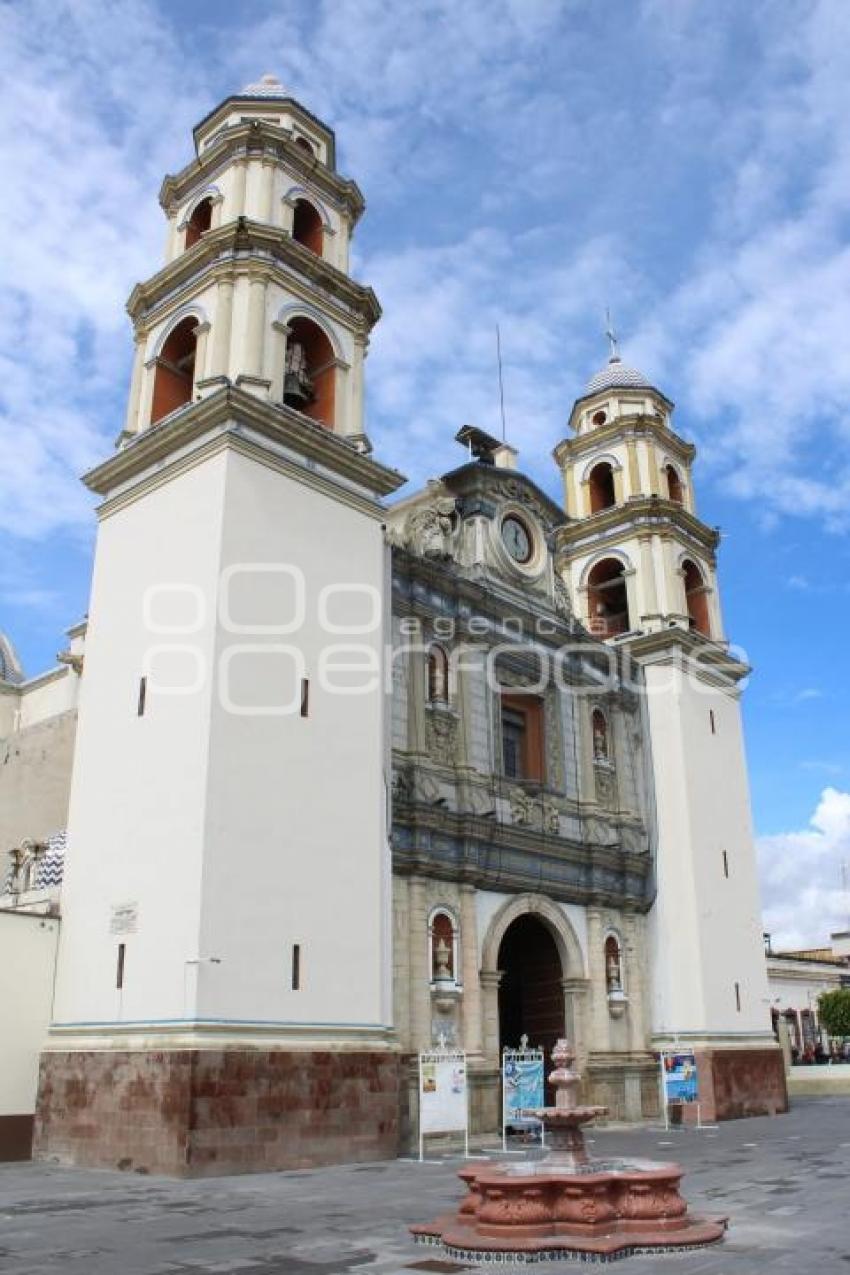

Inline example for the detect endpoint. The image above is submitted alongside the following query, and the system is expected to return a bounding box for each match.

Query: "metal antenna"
[605,307,619,361]
[496,324,507,442]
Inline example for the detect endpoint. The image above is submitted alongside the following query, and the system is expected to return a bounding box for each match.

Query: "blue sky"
[2,0,850,945]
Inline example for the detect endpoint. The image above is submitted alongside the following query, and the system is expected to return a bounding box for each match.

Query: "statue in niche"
[605,936,623,994]
[284,340,315,408]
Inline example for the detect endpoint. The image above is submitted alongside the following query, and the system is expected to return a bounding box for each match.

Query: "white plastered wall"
[0,912,59,1115]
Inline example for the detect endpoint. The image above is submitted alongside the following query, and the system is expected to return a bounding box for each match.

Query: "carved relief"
[426,708,458,762]
[404,492,457,559]
[509,787,534,826]
[594,763,618,810]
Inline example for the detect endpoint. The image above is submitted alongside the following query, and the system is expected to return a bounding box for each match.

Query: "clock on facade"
[501,515,533,563]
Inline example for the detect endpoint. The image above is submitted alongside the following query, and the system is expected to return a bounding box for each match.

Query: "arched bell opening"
[588,461,616,513]
[184,197,213,250]
[283,317,336,429]
[151,317,197,425]
[498,914,565,1101]
[586,558,630,638]
[292,198,324,256]
[665,464,684,504]
[683,558,711,637]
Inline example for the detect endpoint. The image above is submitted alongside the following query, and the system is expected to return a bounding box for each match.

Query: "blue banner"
[503,1055,545,1114]
[663,1052,698,1103]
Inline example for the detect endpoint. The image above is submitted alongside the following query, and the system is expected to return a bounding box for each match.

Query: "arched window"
[588,462,616,513]
[151,317,197,425]
[294,136,315,157]
[587,558,630,637]
[430,910,457,983]
[292,198,324,256]
[591,708,609,761]
[665,464,684,504]
[427,645,449,703]
[682,559,710,637]
[283,317,336,428]
[604,934,623,994]
[184,197,213,250]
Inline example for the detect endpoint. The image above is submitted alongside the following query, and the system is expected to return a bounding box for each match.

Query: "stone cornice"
[553,415,695,467]
[83,385,405,502]
[623,627,751,686]
[391,802,650,910]
[127,219,380,330]
[554,496,719,558]
[161,119,364,223]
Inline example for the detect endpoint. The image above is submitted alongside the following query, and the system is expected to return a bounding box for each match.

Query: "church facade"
[1,79,785,1175]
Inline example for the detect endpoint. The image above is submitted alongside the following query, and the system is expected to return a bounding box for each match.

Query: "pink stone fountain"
[411,1038,726,1262]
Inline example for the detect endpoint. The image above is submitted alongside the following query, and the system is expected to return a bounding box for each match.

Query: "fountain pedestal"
[411,1039,726,1262]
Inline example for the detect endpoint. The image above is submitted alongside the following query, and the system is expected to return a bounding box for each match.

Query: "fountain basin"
[412,1158,726,1260]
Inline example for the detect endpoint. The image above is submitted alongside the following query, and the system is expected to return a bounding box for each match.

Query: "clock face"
[502,515,533,564]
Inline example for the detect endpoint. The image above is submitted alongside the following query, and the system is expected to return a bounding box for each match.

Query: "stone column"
[209,277,234,379]
[563,463,577,517]
[585,907,609,1054]
[480,969,503,1067]
[579,478,591,518]
[459,885,483,1058]
[408,876,431,1051]
[232,156,248,218]
[562,976,591,1071]
[625,436,641,496]
[270,320,289,404]
[123,333,146,436]
[639,537,658,619]
[243,275,267,381]
[646,438,661,495]
[192,321,211,388]
[261,156,276,224]
[613,466,625,504]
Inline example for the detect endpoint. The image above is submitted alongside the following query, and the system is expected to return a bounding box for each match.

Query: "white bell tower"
[35,78,406,1176]
[554,345,786,1121]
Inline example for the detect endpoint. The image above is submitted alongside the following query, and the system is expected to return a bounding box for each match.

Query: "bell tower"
[35,79,406,1175]
[554,345,786,1122]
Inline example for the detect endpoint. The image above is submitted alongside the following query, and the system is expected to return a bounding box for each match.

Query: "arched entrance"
[498,914,565,1086]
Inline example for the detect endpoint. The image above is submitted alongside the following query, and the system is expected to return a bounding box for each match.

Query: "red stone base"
[694,1047,788,1122]
[412,1161,726,1261]
[34,1048,399,1176]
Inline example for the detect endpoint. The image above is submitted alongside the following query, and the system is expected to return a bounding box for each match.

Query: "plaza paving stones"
[0,1096,847,1274]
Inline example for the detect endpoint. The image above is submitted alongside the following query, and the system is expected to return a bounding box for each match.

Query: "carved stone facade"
[387,458,659,1140]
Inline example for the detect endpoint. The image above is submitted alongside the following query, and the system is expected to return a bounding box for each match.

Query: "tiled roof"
[584,356,651,396]
[240,74,289,99]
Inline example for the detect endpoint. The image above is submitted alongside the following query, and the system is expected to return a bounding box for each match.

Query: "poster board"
[418,1048,469,1160]
[502,1046,545,1148]
[661,1051,699,1103]
[659,1050,705,1129]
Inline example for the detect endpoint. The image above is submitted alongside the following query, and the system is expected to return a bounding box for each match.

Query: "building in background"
[0,78,785,1175]
[766,932,850,1056]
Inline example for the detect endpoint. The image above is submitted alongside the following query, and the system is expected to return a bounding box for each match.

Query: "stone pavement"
[1,1096,847,1274]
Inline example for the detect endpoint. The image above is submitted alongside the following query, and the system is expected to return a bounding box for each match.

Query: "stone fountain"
[411,1038,726,1262]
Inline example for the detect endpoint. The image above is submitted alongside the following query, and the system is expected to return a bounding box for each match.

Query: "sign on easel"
[659,1051,704,1129]
[502,1039,545,1150]
[418,1046,469,1161]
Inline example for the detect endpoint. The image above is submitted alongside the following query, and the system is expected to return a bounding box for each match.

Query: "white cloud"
[758,787,850,949]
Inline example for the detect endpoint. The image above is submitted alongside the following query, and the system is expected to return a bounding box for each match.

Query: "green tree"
[818,988,850,1038]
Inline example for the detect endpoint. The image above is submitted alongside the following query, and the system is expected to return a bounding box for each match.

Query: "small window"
[427,645,449,703]
[722,850,729,878]
[500,694,544,783]
[709,709,716,735]
[137,676,147,717]
[592,409,607,427]
[734,981,741,1012]
[665,464,684,504]
[294,135,315,156]
[291,944,301,990]
[292,198,324,256]
[116,943,126,990]
[588,462,616,513]
[184,196,213,250]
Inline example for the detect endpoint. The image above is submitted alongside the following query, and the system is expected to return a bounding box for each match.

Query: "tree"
[818,988,850,1038]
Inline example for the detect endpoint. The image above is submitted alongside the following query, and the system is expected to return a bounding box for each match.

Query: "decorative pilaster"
[408,877,431,1051]
[480,969,503,1067]
[208,277,234,379]
[460,885,483,1058]
[123,333,146,438]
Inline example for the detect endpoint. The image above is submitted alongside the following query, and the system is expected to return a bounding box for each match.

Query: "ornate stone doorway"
[498,913,565,1094]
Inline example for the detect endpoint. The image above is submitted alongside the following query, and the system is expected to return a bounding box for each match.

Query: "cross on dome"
[584,317,651,396]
